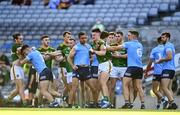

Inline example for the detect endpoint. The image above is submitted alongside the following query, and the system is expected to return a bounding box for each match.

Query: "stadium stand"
[0,0,179,57]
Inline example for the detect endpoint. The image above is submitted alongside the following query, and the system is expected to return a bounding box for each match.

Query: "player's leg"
[108,78,116,107]
[108,66,118,107]
[129,80,137,108]
[85,78,99,107]
[68,77,79,107]
[59,68,69,101]
[135,79,145,109]
[48,79,61,97]
[80,81,85,107]
[89,66,100,107]
[39,68,59,107]
[168,79,173,97]
[39,80,53,102]
[98,61,112,108]
[122,77,132,108]
[16,79,26,104]
[152,76,164,109]
[7,66,20,101]
[7,85,19,101]
[99,72,109,98]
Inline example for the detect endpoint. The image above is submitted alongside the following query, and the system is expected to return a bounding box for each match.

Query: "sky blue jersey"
[150,44,164,75]
[26,49,47,74]
[162,42,175,70]
[122,40,143,68]
[74,43,92,66]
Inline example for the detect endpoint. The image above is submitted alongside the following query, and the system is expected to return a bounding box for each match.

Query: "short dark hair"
[129,31,139,37]
[78,32,86,38]
[157,36,162,44]
[92,28,101,33]
[116,31,123,36]
[109,32,115,36]
[161,32,171,39]
[41,35,49,40]
[100,31,109,39]
[63,31,71,37]
[13,33,21,40]
[21,44,29,54]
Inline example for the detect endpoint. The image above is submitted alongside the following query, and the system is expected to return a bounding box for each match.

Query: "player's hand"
[89,48,95,54]
[144,72,148,79]
[28,84,32,89]
[155,59,163,64]
[55,55,64,62]
[72,65,78,70]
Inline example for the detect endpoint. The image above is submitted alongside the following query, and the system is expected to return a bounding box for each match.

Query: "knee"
[136,85,143,91]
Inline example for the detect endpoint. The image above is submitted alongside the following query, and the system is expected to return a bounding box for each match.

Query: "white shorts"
[98,61,113,74]
[110,67,127,78]
[58,67,67,77]
[67,72,73,84]
[10,65,25,80]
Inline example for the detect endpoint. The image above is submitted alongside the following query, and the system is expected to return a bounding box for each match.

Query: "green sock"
[103,96,109,101]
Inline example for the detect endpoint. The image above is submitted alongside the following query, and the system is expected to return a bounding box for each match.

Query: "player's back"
[123,40,143,68]
[163,42,175,70]
[150,44,164,74]
[27,49,47,74]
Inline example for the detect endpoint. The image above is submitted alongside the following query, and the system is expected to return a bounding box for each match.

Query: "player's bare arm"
[106,45,123,51]
[67,47,78,70]
[145,59,153,78]
[156,51,172,64]
[90,45,106,56]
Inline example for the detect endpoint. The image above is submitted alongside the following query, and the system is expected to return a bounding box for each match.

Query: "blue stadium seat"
[162,17,172,22]
[172,17,180,22]
[148,8,158,16]
[89,13,97,18]
[159,3,169,12]
[151,21,161,26]
[169,4,177,11]
[139,12,148,18]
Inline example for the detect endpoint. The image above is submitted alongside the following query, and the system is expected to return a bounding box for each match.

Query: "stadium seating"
[0,0,179,56]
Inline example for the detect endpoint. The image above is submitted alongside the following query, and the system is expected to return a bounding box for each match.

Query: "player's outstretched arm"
[145,59,153,78]
[106,45,123,51]
[156,51,172,64]
[112,53,127,59]
[91,45,106,56]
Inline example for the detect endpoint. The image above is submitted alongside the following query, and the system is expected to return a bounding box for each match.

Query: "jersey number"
[137,48,142,57]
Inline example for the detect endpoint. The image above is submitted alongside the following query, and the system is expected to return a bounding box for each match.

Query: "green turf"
[0,108,180,112]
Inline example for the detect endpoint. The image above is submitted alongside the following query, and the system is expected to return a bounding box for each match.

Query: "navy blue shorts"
[72,66,91,81]
[153,74,161,82]
[124,66,143,79]
[39,68,53,82]
[91,66,98,79]
[161,69,175,79]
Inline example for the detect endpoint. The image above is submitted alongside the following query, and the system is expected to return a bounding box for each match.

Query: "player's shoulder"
[97,39,105,46]
[49,47,55,51]
[37,47,42,51]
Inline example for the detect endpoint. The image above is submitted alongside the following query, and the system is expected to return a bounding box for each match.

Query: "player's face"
[64,33,71,43]
[116,34,123,43]
[108,34,114,44]
[161,35,168,44]
[22,48,29,56]
[16,35,23,44]
[127,33,133,40]
[79,35,87,44]
[69,39,76,48]
[92,32,100,42]
[42,37,50,47]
